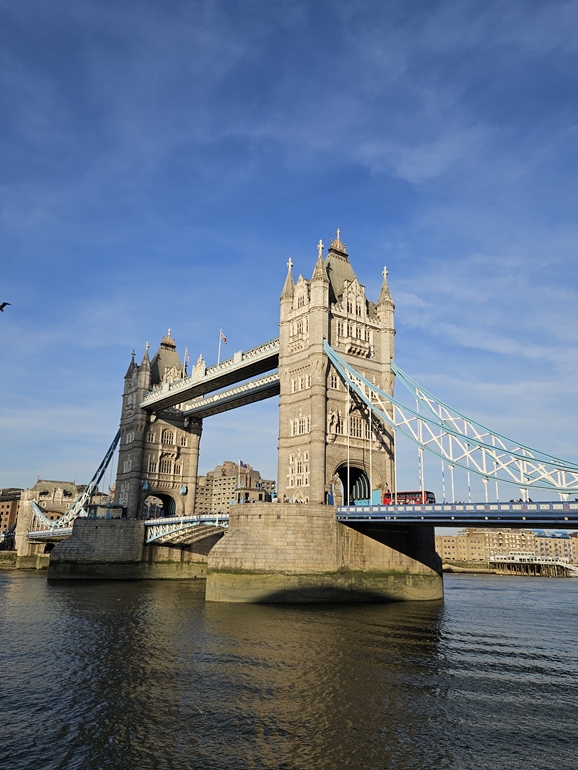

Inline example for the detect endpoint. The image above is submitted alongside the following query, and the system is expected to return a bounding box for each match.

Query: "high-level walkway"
[140,338,280,412]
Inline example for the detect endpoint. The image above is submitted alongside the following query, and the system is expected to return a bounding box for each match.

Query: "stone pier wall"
[48,519,146,579]
[206,503,443,603]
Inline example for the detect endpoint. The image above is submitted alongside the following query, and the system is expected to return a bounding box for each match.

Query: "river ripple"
[0,572,576,770]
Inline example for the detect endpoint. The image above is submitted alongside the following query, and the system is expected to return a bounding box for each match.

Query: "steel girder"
[324,342,578,496]
[30,430,121,530]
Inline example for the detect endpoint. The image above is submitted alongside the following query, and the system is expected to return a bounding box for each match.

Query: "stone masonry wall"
[206,503,443,603]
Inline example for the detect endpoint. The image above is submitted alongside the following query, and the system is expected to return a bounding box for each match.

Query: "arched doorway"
[334,464,371,505]
[142,493,177,518]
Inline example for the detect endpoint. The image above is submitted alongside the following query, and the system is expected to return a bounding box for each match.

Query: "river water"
[0,572,576,770]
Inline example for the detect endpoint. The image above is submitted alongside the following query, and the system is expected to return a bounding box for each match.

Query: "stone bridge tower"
[115,332,202,519]
[277,232,395,506]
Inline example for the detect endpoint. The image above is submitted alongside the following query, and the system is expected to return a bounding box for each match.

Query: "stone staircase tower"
[277,232,396,506]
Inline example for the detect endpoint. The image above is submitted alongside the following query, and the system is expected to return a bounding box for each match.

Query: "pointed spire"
[378,265,393,306]
[140,341,151,368]
[312,243,329,283]
[281,257,295,300]
[124,350,137,378]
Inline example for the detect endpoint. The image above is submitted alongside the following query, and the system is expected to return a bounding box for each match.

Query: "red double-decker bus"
[382,490,436,505]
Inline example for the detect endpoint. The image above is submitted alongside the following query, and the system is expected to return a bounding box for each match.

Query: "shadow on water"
[1,573,577,770]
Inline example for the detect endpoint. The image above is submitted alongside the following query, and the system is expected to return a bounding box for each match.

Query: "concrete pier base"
[206,503,443,603]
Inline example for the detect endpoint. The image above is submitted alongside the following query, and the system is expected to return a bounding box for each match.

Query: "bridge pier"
[206,503,443,603]
[46,518,219,579]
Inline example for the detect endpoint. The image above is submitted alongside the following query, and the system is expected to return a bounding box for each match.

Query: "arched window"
[160,458,172,474]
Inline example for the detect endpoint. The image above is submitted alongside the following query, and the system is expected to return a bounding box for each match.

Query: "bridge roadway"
[140,338,280,412]
[337,500,578,529]
[27,501,578,545]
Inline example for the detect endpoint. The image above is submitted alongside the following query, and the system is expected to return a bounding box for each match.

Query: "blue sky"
[1,0,577,503]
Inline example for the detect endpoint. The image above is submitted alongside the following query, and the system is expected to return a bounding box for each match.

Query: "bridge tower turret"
[114,332,203,519]
[277,232,395,506]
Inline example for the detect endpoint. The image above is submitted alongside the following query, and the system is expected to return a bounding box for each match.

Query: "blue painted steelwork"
[28,527,73,540]
[31,430,121,530]
[140,338,280,412]
[323,342,578,496]
[337,501,578,529]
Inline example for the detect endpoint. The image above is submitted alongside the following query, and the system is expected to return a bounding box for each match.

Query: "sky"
[1,0,578,505]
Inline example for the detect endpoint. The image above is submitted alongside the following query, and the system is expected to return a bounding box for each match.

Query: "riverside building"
[436,528,578,563]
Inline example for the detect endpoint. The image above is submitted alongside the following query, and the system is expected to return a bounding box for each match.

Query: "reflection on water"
[0,573,576,770]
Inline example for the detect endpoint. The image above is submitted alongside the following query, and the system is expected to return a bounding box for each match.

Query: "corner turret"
[377,266,395,361]
[138,342,151,389]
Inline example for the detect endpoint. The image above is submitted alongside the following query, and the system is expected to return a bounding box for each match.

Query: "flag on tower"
[184,347,190,374]
[220,330,227,344]
[239,460,247,468]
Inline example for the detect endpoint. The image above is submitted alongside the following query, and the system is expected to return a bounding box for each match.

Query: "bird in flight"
[0,302,11,311]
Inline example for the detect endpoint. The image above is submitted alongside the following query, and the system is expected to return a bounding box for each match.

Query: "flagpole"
[218,329,222,364]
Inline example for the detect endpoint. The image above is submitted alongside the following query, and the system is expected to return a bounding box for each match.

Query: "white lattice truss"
[31,430,121,530]
[145,515,229,544]
[324,342,578,497]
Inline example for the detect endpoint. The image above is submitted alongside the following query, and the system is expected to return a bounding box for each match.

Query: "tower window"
[161,430,174,445]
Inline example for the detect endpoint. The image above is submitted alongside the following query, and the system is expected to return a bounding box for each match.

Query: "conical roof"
[280,258,295,300]
[311,246,329,283]
[377,266,394,307]
[124,350,136,379]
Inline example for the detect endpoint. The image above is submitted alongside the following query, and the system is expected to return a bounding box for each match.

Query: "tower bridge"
[20,229,578,601]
